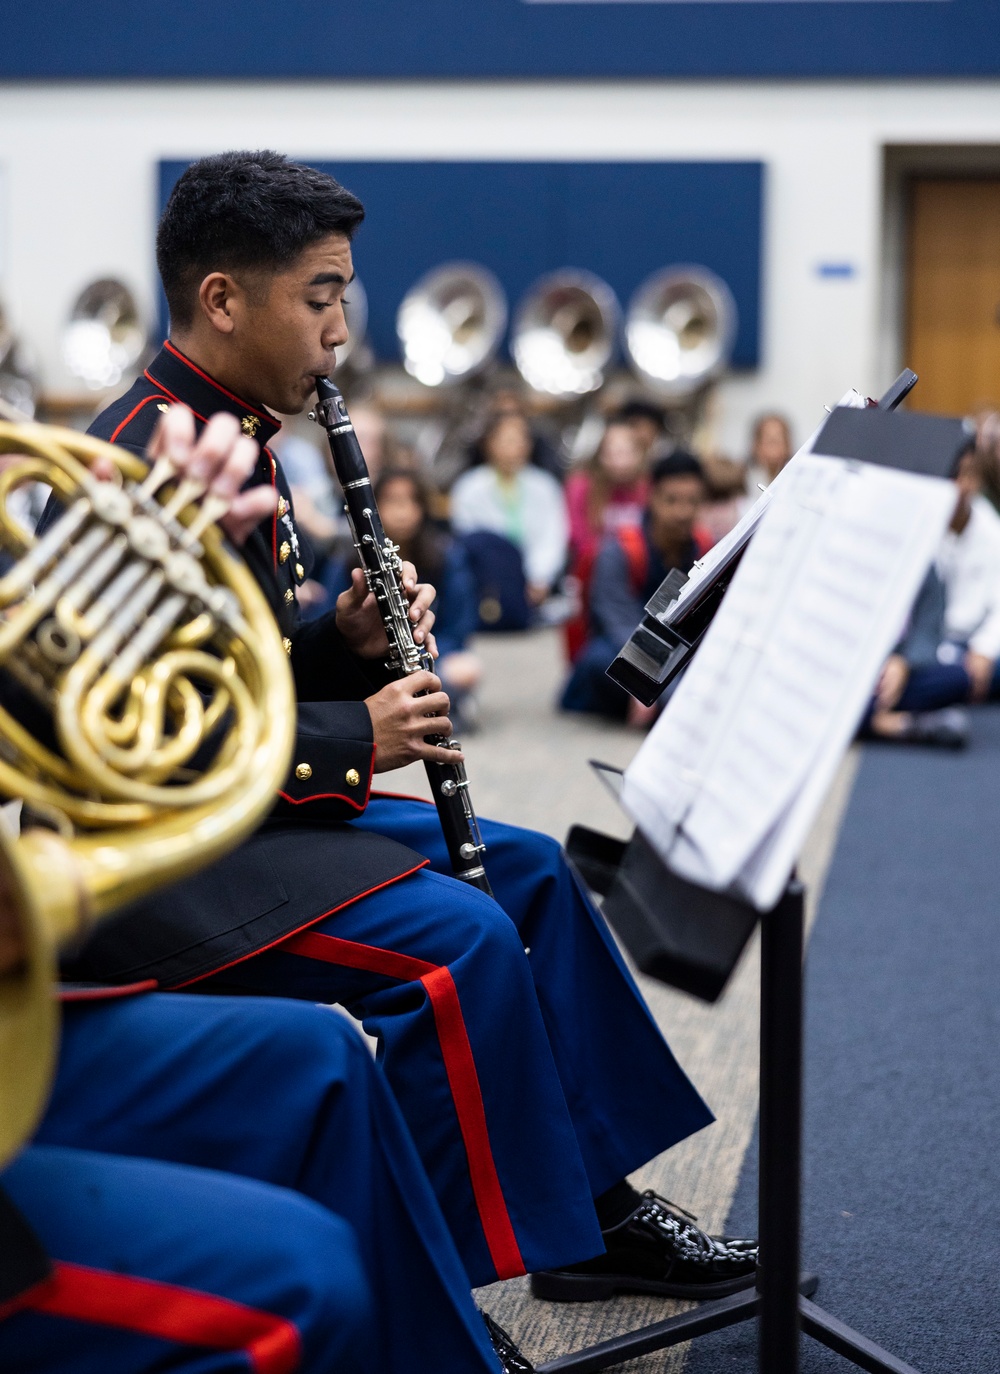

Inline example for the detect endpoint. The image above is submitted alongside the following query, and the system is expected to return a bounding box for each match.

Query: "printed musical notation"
[622,450,955,910]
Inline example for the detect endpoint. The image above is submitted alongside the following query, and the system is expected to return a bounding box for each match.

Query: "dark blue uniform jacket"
[51,343,424,990]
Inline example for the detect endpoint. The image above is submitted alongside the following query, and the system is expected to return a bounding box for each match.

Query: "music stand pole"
[758,880,805,1372]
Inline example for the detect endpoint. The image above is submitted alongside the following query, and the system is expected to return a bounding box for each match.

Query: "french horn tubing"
[0,419,296,1166]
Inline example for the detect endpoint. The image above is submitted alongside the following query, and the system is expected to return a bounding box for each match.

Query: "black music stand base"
[537,884,921,1374]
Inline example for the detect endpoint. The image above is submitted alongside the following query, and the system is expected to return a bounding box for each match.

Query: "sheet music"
[621,451,955,910]
[669,389,867,619]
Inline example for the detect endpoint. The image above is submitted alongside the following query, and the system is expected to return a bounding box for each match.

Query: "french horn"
[623,266,737,401]
[397,263,507,388]
[511,270,620,398]
[0,419,296,1166]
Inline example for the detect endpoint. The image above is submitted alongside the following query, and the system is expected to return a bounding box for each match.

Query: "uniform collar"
[145,340,282,446]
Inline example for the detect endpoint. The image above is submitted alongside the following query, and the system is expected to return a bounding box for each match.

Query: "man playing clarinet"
[53,151,758,1307]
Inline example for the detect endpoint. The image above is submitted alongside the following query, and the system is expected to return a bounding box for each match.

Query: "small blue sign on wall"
[158,159,764,370]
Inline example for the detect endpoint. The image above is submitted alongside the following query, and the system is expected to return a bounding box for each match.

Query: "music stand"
[540,824,918,1374]
[540,400,970,1374]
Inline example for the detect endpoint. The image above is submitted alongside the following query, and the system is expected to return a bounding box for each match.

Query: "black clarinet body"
[312,375,492,895]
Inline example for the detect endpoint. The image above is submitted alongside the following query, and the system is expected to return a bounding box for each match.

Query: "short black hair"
[650,450,706,486]
[612,398,666,430]
[157,151,365,329]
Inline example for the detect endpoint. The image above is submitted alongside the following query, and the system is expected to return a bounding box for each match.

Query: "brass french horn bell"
[623,266,737,401]
[0,420,296,1166]
[397,263,508,388]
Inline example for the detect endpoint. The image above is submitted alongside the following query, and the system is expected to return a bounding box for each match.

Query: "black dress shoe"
[530,1191,758,1302]
[481,1311,534,1373]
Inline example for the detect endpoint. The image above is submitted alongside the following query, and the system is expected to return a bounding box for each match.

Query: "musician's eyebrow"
[309,270,355,287]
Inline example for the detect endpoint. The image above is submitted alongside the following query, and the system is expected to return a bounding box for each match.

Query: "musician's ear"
[198,272,239,335]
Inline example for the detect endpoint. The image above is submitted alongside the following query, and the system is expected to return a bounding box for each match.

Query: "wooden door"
[905,178,1000,416]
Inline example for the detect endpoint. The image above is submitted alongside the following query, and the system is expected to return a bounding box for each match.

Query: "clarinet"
[312,375,493,895]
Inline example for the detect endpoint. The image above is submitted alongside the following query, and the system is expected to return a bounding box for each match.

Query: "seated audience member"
[564,421,649,661]
[612,398,670,464]
[868,448,1000,747]
[561,452,711,725]
[451,411,568,622]
[324,469,484,729]
[974,409,1000,514]
[739,412,794,515]
[698,452,751,544]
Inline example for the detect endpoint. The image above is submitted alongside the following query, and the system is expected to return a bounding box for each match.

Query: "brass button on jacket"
[345,768,361,787]
[284,588,295,604]
[295,562,305,580]
[282,637,292,654]
[279,541,291,564]
[295,762,313,781]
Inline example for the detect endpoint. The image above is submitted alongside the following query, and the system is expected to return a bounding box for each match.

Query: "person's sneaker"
[529,1191,758,1302]
[481,1311,534,1373]
[899,708,969,749]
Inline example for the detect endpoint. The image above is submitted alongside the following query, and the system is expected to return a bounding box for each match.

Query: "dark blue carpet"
[686,710,1000,1373]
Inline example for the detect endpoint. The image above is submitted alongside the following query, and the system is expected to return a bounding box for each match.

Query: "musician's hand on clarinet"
[366,672,463,771]
[336,563,439,660]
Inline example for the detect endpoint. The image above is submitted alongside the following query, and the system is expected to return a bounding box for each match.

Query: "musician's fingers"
[222,486,279,547]
[208,434,261,502]
[414,690,451,720]
[419,740,464,765]
[147,403,196,466]
[189,412,249,486]
[399,560,418,593]
[407,670,442,696]
[412,605,436,645]
[341,567,370,606]
[423,629,439,660]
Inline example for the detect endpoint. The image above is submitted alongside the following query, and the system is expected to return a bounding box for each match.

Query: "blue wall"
[159,159,764,369]
[3,1,999,78]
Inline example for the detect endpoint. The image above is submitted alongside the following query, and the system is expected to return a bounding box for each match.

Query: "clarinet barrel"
[312,376,492,895]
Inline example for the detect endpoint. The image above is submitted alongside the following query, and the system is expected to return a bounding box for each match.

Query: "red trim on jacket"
[278,750,375,812]
[58,979,158,1003]
[162,340,275,425]
[281,928,526,1283]
[172,860,430,990]
[21,1261,301,1374]
[109,394,173,444]
[143,372,210,427]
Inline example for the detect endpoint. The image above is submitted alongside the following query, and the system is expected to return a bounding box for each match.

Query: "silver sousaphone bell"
[62,278,148,391]
[397,263,507,388]
[0,300,38,420]
[623,266,737,401]
[511,270,620,398]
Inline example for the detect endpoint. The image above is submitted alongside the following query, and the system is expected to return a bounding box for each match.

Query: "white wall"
[1,79,999,454]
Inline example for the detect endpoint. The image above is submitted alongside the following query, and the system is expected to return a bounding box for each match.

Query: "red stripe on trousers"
[282,929,526,1280]
[24,1261,301,1374]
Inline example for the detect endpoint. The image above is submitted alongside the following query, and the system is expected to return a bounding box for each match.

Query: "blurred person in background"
[564,420,649,661]
[973,409,1000,513]
[867,446,1000,746]
[561,452,711,725]
[451,410,568,628]
[470,387,563,480]
[324,469,484,730]
[743,412,793,500]
[694,452,748,545]
[612,398,669,464]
